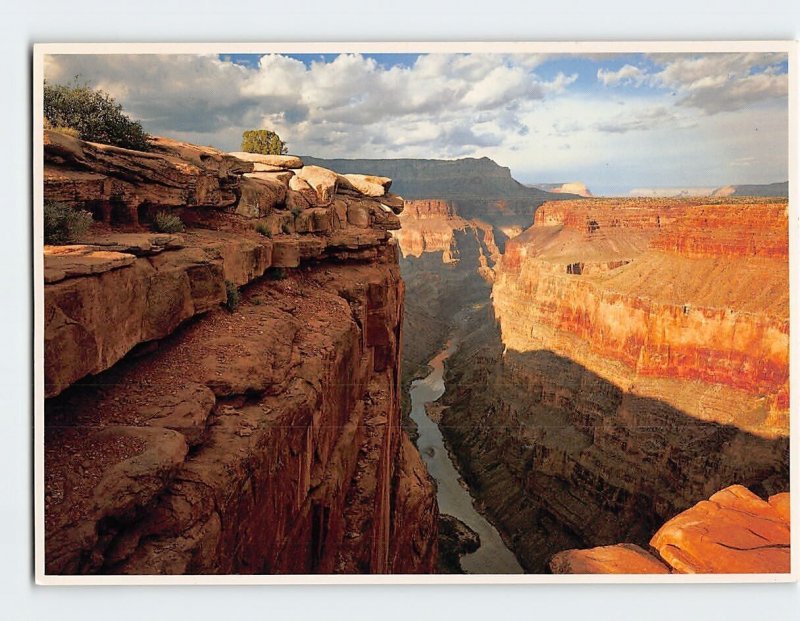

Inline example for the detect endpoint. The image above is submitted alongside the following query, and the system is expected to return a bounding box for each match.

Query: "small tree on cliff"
[43,79,151,151]
[241,129,288,156]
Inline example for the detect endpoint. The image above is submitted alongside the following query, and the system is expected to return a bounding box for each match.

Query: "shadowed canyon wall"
[43,131,437,575]
[439,197,789,571]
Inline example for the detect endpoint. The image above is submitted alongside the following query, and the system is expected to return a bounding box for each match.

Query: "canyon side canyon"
[42,134,791,576]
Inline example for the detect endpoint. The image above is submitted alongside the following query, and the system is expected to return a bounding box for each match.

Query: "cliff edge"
[42,130,438,575]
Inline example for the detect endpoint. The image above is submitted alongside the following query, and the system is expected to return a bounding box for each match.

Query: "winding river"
[409,342,524,574]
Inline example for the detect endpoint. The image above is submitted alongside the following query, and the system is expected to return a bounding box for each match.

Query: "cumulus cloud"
[597,64,647,87]
[43,51,787,193]
[596,52,788,114]
[44,52,576,156]
[593,106,697,134]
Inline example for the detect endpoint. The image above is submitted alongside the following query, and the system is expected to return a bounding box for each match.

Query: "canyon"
[388,189,790,573]
[42,130,437,575]
[42,133,792,576]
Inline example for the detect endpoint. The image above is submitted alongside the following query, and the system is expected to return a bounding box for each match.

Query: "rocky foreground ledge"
[44,130,405,398]
[550,485,790,574]
[43,131,438,575]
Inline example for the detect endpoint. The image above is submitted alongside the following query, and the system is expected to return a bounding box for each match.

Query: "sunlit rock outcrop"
[440,197,789,572]
[43,131,437,575]
[551,485,790,574]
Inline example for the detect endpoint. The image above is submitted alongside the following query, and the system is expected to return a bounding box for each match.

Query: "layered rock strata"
[551,485,790,574]
[440,197,790,572]
[494,198,789,436]
[43,132,437,575]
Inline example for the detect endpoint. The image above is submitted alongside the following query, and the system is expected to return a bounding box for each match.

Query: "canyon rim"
[34,42,796,583]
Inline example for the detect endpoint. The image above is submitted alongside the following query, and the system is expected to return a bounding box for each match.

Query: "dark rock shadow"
[439,305,789,572]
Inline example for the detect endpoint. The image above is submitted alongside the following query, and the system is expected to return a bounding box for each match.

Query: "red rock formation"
[438,197,789,572]
[650,485,790,574]
[551,485,790,574]
[42,133,437,575]
[549,544,670,574]
[495,198,789,437]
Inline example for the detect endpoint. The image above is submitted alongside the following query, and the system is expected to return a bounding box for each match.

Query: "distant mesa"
[300,155,582,228]
[629,181,788,198]
[528,182,593,197]
[711,181,789,197]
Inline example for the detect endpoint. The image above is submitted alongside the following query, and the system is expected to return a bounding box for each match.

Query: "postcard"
[33,41,797,584]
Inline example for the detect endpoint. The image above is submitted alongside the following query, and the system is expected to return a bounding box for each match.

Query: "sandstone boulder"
[295,207,334,235]
[371,203,401,231]
[381,193,405,214]
[340,173,390,197]
[236,175,287,218]
[296,166,339,205]
[549,544,670,574]
[44,246,136,284]
[649,485,790,573]
[228,152,303,169]
[250,163,290,173]
[347,201,371,228]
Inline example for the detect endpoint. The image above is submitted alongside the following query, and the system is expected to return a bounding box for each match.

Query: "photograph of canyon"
[37,46,792,580]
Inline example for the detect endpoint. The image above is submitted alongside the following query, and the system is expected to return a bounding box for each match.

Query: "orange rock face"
[551,485,790,574]
[549,543,670,574]
[494,197,789,437]
[649,485,790,574]
[438,196,789,573]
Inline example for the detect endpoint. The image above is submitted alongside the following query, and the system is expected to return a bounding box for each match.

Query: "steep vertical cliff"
[42,131,438,575]
[440,197,790,572]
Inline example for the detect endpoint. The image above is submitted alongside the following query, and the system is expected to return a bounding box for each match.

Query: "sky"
[44,51,789,195]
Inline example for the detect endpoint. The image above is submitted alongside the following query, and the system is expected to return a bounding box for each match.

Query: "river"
[409,342,524,574]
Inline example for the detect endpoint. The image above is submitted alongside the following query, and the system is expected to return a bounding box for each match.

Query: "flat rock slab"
[80,233,184,256]
[650,485,790,573]
[44,245,136,283]
[340,173,389,197]
[229,152,303,169]
[549,543,670,574]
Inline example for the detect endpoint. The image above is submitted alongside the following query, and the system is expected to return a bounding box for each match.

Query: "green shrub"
[255,221,272,237]
[43,200,93,244]
[281,223,292,234]
[241,129,287,156]
[152,211,185,233]
[44,80,151,151]
[224,281,240,312]
[43,118,80,138]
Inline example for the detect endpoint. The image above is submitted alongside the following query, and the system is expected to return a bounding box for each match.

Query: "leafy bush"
[152,211,185,233]
[255,221,272,237]
[224,281,240,312]
[43,200,93,244]
[241,129,287,156]
[281,223,292,234]
[43,118,80,138]
[44,80,151,151]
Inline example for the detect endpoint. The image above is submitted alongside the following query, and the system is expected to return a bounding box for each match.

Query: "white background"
[3,1,799,619]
